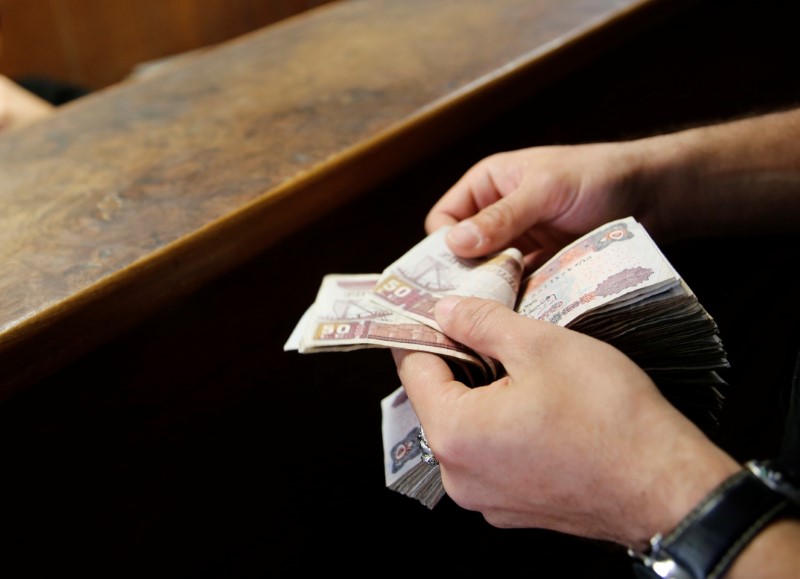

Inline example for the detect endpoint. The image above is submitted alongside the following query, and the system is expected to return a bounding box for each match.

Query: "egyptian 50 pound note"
[370,226,524,333]
[283,273,490,376]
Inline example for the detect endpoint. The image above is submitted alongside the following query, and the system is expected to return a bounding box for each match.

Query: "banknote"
[519,219,727,373]
[515,218,680,325]
[287,217,730,508]
[285,228,524,378]
[371,226,524,333]
[284,273,493,379]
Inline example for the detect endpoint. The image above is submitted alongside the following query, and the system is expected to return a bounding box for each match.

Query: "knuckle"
[476,200,518,239]
[455,298,502,341]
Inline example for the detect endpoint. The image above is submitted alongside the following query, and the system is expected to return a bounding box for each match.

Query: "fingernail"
[447,221,482,250]
[435,295,462,319]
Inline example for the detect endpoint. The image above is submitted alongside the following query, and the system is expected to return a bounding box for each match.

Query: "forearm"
[635,107,800,241]
[727,518,800,579]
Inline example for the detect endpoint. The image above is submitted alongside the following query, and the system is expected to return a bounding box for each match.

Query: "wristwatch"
[628,460,800,579]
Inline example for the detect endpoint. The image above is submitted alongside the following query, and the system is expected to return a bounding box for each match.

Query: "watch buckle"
[628,534,693,579]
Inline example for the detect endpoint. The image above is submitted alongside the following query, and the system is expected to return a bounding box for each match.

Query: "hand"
[0,75,54,132]
[428,108,800,265]
[392,295,739,548]
[426,142,660,269]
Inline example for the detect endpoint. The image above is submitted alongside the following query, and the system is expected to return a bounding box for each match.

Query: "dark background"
[2,0,798,576]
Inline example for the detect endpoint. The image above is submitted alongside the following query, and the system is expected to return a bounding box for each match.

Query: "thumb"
[435,295,534,366]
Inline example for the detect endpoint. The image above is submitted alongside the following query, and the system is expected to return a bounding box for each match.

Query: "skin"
[0,75,54,132]
[393,108,800,576]
[427,108,800,270]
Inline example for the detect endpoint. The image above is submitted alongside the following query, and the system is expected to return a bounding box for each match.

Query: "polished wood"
[1,0,798,576]
[0,0,334,89]
[0,0,687,400]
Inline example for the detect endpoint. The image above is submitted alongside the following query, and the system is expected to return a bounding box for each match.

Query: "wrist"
[629,460,800,579]
[623,132,701,242]
[626,440,739,551]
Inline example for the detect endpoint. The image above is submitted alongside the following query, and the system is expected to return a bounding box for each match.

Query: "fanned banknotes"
[285,217,729,508]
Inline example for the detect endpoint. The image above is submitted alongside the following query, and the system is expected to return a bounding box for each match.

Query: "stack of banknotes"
[285,217,729,508]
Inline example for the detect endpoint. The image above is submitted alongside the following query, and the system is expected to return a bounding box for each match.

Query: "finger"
[391,348,469,427]
[437,188,558,261]
[424,181,482,234]
[424,154,512,234]
[434,296,549,368]
[438,165,580,260]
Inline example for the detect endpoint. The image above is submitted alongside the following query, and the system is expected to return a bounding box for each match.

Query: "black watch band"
[629,460,800,579]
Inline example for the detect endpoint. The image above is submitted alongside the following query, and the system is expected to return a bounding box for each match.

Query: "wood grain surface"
[0,0,684,398]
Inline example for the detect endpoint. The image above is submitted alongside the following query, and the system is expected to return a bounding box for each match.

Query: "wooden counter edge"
[0,0,693,399]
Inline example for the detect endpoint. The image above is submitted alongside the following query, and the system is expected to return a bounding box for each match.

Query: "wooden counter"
[0,0,687,399]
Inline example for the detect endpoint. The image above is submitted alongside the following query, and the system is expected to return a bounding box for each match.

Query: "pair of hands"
[391,142,739,548]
